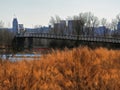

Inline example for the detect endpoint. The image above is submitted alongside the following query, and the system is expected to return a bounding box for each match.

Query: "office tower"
[12,18,18,34]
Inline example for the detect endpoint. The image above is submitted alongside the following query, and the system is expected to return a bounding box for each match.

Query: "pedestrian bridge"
[16,33,120,44]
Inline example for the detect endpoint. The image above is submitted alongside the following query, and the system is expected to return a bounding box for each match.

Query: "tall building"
[53,20,66,34]
[117,22,120,30]
[18,24,25,34]
[68,20,75,35]
[59,20,66,34]
[12,18,18,34]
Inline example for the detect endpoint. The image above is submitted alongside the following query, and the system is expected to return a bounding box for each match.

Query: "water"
[0,54,41,61]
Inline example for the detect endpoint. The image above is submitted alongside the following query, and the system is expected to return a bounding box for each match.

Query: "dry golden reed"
[0,47,120,90]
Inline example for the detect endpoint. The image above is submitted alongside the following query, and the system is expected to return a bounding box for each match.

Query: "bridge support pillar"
[28,38,33,51]
[12,37,25,52]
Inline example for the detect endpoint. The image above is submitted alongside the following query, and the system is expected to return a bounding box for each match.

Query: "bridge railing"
[16,32,120,43]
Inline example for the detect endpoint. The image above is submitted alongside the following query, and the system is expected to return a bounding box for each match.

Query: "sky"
[0,0,120,28]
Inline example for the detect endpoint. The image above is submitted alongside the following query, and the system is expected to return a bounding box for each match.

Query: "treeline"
[49,12,120,36]
[0,30,13,46]
[0,29,14,53]
[48,12,120,48]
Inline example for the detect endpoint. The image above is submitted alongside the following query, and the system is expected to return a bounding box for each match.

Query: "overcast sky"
[0,0,120,28]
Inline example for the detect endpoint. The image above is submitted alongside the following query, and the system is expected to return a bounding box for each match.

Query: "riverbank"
[0,47,120,89]
[0,47,51,61]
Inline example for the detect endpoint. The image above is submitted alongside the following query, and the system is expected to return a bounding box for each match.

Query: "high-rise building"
[68,20,75,35]
[12,18,18,34]
[117,22,120,30]
[18,24,24,34]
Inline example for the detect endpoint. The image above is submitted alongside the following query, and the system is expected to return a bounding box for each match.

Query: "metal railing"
[16,32,120,44]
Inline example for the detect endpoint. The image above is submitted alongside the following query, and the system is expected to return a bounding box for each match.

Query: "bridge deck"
[16,33,120,44]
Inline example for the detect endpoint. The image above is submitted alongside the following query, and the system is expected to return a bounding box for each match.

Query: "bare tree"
[0,29,14,55]
[90,16,99,36]
[101,18,107,36]
[111,19,118,30]
[49,15,62,34]
[73,13,86,36]
[79,12,99,36]
[49,15,61,26]
[0,21,4,46]
[55,15,61,23]
[101,18,107,26]
[0,20,4,28]
[49,16,56,27]
[116,13,120,22]
[112,14,120,37]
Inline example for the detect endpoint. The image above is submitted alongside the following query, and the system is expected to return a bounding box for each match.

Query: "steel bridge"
[16,32,120,44]
[11,32,120,51]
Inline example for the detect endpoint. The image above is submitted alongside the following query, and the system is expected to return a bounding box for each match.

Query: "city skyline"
[0,0,120,28]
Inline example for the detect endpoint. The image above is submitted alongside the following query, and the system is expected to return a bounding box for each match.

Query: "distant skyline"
[0,0,120,28]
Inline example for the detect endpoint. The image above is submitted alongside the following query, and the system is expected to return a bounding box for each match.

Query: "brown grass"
[0,47,120,90]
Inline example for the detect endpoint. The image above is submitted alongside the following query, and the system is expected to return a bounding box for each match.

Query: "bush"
[0,47,120,90]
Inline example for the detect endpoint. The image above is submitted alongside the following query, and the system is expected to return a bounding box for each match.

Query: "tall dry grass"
[0,47,120,90]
